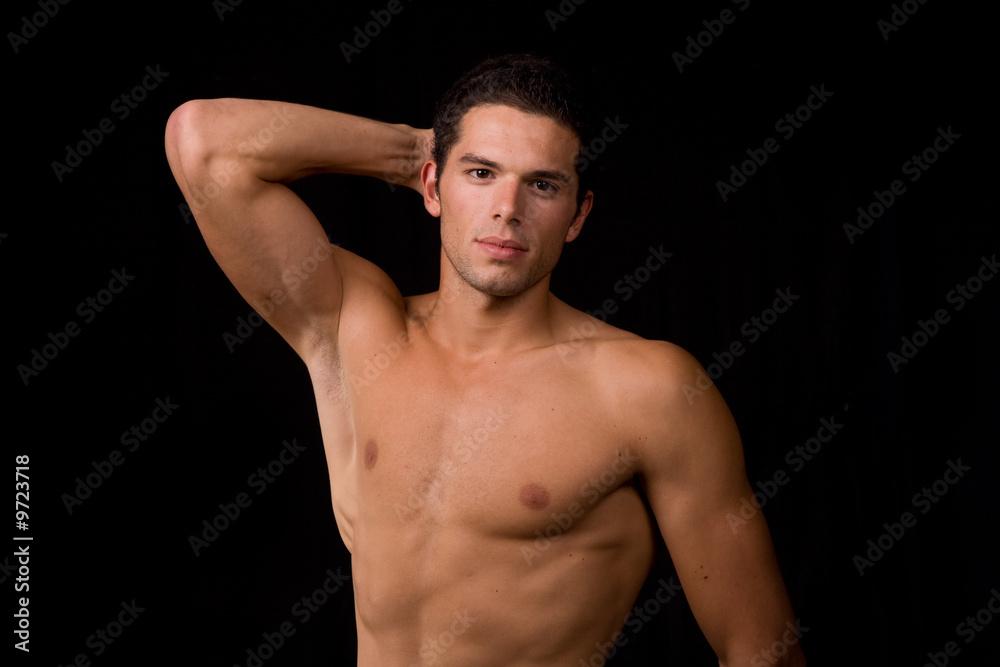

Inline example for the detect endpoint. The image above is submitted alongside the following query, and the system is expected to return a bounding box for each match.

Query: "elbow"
[718,640,807,667]
[165,99,214,168]
[165,99,246,196]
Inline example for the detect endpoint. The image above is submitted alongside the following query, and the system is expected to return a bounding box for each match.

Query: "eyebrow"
[457,153,573,185]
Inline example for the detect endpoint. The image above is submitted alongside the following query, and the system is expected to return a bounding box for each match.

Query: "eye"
[532,180,558,194]
[468,168,493,180]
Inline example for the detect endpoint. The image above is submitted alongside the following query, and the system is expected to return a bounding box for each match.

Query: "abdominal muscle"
[348,477,656,666]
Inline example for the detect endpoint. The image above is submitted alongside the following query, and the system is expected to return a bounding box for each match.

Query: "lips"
[476,236,528,260]
[478,236,526,250]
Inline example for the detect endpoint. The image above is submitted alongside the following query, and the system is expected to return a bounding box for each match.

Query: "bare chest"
[333,345,642,542]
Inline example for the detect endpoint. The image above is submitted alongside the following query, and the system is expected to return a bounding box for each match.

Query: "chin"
[464,268,547,298]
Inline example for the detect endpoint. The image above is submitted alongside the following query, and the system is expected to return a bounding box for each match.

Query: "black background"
[5,0,998,665]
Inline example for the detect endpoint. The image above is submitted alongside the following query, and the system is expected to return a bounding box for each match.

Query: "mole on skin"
[364,440,378,470]
[519,483,550,510]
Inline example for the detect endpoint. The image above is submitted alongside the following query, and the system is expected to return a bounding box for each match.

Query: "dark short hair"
[432,54,596,208]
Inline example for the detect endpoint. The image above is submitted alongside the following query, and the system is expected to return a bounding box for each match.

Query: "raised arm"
[164,98,431,359]
[631,343,806,667]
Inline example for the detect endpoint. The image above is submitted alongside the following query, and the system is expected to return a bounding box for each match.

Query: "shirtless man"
[165,54,806,666]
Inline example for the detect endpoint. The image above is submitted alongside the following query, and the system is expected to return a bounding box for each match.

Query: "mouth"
[476,235,528,260]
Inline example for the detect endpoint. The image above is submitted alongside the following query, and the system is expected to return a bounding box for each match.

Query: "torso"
[308,288,657,666]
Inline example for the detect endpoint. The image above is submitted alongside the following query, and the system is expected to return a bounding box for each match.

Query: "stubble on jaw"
[439,224,567,300]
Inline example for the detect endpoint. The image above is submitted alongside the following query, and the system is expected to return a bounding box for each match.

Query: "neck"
[424,264,558,360]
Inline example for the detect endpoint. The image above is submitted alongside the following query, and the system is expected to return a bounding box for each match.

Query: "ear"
[564,190,593,243]
[421,160,441,218]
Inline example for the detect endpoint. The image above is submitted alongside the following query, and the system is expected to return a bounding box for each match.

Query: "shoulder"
[550,304,706,408]
[591,336,712,423]
[551,309,737,468]
[335,245,404,306]
[324,245,407,354]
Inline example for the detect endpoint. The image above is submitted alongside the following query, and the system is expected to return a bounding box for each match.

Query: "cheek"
[437,199,469,249]
[439,187,485,230]
[530,193,575,221]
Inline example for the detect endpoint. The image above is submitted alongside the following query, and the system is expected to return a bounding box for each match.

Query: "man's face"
[422,104,593,298]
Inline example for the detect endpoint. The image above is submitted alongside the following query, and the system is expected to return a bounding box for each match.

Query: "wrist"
[384,125,432,191]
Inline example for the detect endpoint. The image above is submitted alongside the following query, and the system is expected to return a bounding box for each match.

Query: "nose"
[492,177,523,225]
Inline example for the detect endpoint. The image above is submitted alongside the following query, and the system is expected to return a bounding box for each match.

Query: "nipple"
[519,483,550,510]
[364,440,378,470]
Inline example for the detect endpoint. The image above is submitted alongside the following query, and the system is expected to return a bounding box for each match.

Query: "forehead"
[452,104,581,167]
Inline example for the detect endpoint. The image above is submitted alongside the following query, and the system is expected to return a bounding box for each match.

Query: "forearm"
[166,98,427,188]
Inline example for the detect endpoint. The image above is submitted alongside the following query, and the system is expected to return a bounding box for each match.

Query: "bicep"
[637,352,800,663]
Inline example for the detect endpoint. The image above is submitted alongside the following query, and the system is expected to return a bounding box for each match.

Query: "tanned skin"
[165,96,806,666]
